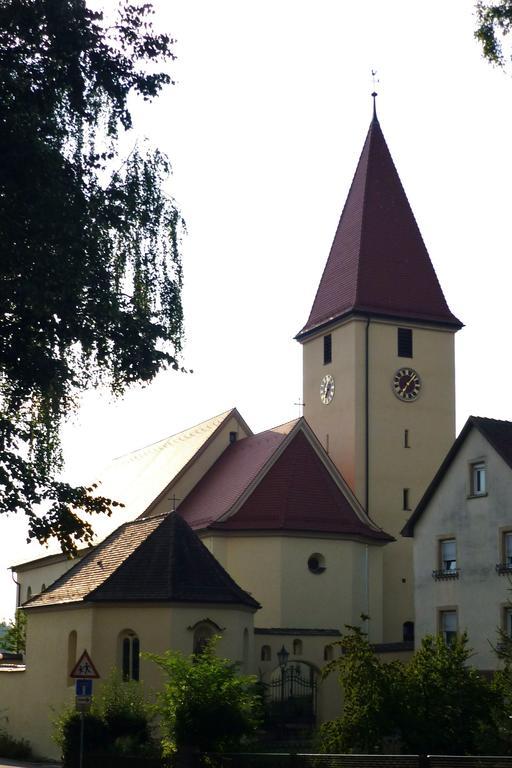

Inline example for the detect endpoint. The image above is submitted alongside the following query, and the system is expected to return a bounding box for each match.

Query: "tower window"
[323,334,332,364]
[397,328,413,358]
[229,431,238,444]
[404,429,410,448]
[403,488,411,511]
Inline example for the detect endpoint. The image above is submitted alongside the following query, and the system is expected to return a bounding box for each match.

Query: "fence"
[209,755,512,768]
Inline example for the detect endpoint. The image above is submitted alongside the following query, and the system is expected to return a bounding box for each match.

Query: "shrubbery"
[319,625,510,755]
[0,727,33,760]
[54,670,156,767]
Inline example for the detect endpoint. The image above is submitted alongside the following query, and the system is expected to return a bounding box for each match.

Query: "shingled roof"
[25,513,259,610]
[402,416,512,536]
[178,419,391,543]
[297,113,462,340]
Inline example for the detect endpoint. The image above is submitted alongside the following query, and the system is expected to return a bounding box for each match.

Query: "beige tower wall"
[202,533,384,643]
[302,318,456,642]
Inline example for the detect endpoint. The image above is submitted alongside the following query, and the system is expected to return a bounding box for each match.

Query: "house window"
[261,645,271,662]
[497,531,512,574]
[397,328,413,358]
[120,631,140,681]
[470,462,486,496]
[403,488,411,511]
[505,608,512,638]
[323,334,332,365]
[293,639,303,655]
[439,610,457,646]
[505,532,512,567]
[440,539,457,573]
[324,644,333,661]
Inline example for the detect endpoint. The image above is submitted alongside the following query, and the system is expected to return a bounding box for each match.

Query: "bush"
[0,728,33,760]
[146,637,262,755]
[53,670,156,766]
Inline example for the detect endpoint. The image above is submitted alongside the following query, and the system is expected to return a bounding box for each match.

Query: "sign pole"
[79,711,84,768]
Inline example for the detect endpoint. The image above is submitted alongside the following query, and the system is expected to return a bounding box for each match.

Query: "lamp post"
[277,644,289,737]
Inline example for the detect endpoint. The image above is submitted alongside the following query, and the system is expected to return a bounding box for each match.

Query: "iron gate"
[265,664,317,725]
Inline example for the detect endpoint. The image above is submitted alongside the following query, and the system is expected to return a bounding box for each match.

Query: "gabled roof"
[179,418,392,543]
[13,408,252,567]
[92,408,251,526]
[25,513,259,610]
[297,113,462,340]
[402,416,512,536]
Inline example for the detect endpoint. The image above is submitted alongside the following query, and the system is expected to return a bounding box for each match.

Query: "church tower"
[296,107,462,643]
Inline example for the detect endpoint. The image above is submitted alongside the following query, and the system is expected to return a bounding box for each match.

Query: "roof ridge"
[353,116,375,311]
[112,409,236,461]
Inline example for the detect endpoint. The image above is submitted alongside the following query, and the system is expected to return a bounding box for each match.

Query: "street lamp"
[277,644,289,670]
[277,645,289,737]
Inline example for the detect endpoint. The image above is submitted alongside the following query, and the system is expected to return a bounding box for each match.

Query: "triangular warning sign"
[70,650,100,679]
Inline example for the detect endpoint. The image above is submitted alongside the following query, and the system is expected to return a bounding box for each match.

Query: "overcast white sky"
[2,0,512,620]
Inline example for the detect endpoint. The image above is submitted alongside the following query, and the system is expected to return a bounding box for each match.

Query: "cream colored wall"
[0,606,93,759]
[0,601,255,760]
[16,559,78,606]
[413,427,512,670]
[302,318,456,643]
[202,533,385,643]
[149,415,251,517]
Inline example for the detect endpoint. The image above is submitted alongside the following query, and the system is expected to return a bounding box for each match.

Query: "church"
[0,106,462,759]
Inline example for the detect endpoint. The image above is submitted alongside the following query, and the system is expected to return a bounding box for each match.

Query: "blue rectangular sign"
[75,679,93,697]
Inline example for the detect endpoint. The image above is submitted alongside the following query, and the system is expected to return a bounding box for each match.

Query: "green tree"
[404,633,497,755]
[0,0,184,553]
[146,638,262,755]
[320,626,498,755]
[475,1,512,68]
[1,610,27,654]
[319,625,406,753]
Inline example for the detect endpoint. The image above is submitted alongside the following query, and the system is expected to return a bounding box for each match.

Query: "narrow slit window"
[403,488,411,511]
[323,334,332,365]
[404,429,410,448]
[397,328,413,358]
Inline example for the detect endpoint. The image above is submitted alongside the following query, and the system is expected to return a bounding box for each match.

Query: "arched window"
[26,586,32,601]
[67,631,77,681]
[119,630,140,681]
[324,644,333,661]
[193,623,215,655]
[403,621,414,642]
[41,583,46,592]
[261,645,271,662]
[293,638,303,655]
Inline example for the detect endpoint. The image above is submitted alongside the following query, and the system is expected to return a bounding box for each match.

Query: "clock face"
[392,367,422,401]
[320,374,335,405]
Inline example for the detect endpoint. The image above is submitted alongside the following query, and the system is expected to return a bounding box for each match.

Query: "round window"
[308,553,326,574]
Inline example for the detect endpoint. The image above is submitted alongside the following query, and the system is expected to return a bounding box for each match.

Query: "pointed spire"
[297,114,462,340]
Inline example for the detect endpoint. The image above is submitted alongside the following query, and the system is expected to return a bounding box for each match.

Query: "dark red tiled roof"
[176,426,293,529]
[179,425,391,542]
[297,115,462,339]
[212,430,391,540]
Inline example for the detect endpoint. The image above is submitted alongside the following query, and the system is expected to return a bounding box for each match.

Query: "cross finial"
[371,69,379,117]
[168,493,181,512]
[293,397,305,418]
